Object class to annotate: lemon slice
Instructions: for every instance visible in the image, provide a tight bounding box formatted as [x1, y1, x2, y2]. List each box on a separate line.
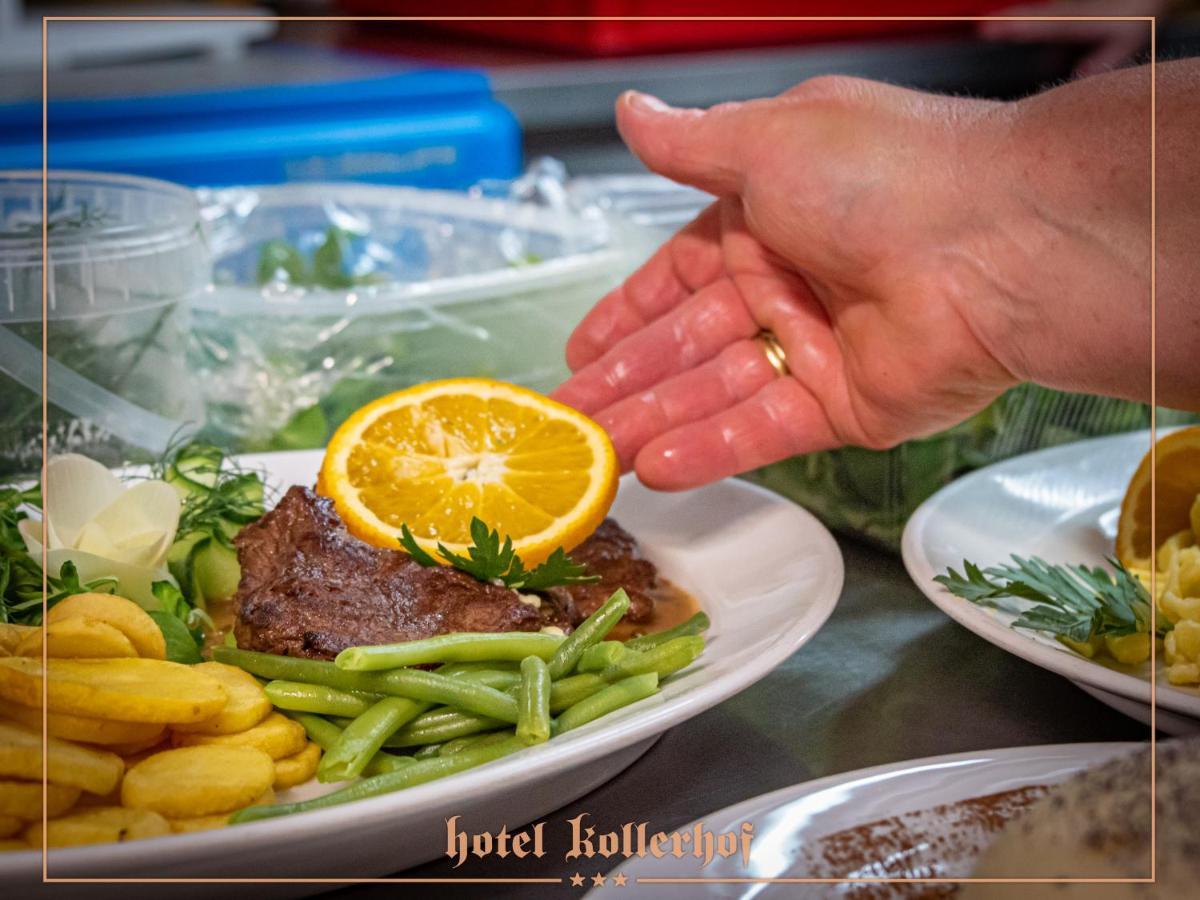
[1116, 426, 1200, 569]
[318, 378, 618, 566]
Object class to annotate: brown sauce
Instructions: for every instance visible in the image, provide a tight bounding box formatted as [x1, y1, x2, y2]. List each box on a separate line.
[609, 578, 701, 643]
[203, 600, 236, 656]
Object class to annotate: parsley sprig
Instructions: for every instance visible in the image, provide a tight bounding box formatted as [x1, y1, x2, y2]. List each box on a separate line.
[935, 555, 1159, 645]
[400, 517, 598, 591]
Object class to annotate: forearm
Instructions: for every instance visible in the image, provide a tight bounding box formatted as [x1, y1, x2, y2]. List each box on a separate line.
[963, 60, 1197, 409]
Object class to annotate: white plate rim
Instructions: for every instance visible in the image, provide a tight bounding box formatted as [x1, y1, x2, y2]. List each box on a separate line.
[2, 458, 845, 876]
[901, 430, 1200, 717]
[597, 740, 1143, 893]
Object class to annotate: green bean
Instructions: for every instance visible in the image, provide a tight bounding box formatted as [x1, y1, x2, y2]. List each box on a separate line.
[625, 611, 711, 651]
[281, 711, 344, 751]
[516, 656, 551, 746]
[335, 632, 563, 671]
[328, 716, 357, 730]
[602, 636, 704, 681]
[372, 669, 520, 723]
[317, 696, 431, 783]
[217, 646, 521, 711]
[575, 641, 626, 673]
[265, 681, 380, 718]
[546, 673, 608, 713]
[232, 736, 527, 824]
[413, 743, 444, 760]
[438, 730, 515, 757]
[214, 647, 380, 693]
[280, 711, 416, 776]
[438, 660, 520, 676]
[556, 673, 659, 734]
[386, 707, 507, 747]
[450, 669, 521, 691]
[547, 589, 630, 679]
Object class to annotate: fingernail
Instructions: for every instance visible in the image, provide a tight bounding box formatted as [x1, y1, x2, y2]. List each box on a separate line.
[625, 91, 671, 113]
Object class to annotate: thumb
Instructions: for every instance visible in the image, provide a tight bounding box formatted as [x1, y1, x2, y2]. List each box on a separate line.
[615, 91, 751, 196]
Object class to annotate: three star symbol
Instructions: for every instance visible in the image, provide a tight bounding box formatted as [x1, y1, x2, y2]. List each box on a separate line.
[568, 871, 628, 888]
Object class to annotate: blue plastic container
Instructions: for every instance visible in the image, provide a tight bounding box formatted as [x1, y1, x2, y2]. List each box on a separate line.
[0, 66, 520, 189]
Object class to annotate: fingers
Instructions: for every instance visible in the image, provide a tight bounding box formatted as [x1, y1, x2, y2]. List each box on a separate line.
[633, 377, 840, 491]
[591, 339, 781, 470]
[564, 203, 725, 372]
[615, 91, 760, 196]
[552, 276, 758, 417]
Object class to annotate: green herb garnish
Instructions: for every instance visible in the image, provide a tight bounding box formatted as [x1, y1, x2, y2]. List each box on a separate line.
[399, 517, 598, 591]
[935, 555, 1158, 644]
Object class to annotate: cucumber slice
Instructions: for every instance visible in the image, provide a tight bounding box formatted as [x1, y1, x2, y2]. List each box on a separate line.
[166, 445, 224, 496]
[194, 539, 241, 603]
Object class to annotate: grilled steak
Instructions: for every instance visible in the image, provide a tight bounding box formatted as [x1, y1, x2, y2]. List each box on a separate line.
[233, 487, 661, 659]
[547, 519, 656, 624]
[233, 486, 571, 659]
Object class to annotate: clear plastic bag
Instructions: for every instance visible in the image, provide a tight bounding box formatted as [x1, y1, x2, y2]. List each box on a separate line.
[189, 179, 654, 451]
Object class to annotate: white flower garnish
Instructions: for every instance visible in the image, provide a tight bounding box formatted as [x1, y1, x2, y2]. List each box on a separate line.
[19, 454, 181, 609]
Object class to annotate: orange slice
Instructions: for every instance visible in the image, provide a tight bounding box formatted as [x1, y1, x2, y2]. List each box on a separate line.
[318, 378, 618, 565]
[1116, 426, 1200, 569]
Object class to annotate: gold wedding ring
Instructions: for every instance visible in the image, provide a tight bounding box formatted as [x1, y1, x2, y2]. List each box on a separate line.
[755, 331, 789, 378]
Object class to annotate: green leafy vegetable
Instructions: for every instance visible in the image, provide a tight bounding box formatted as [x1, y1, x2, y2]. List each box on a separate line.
[935, 555, 1158, 645]
[399, 518, 598, 591]
[148, 611, 203, 663]
[255, 227, 386, 290]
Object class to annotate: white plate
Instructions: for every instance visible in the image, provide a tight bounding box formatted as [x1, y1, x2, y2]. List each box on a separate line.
[2, 451, 843, 891]
[901, 430, 1200, 733]
[594, 742, 1140, 897]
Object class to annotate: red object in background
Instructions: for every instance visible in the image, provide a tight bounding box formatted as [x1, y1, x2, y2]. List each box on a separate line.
[338, 1, 1012, 56]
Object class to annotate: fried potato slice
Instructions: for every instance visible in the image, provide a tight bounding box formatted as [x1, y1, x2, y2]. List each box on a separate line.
[170, 663, 271, 736]
[273, 741, 321, 790]
[46, 593, 166, 660]
[110, 736, 170, 760]
[3, 702, 165, 746]
[0, 658, 227, 724]
[25, 806, 170, 848]
[0, 721, 123, 795]
[116, 739, 172, 768]
[0, 814, 23, 839]
[16, 618, 138, 659]
[173, 712, 306, 760]
[122, 746, 275, 818]
[166, 788, 276, 833]
[0, 624, 38, 656]
[0, 780, 80, 819]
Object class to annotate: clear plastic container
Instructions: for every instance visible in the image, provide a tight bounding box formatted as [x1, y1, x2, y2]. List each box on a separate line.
[189, 182, 648, 451]
[0, 171, 207, 478]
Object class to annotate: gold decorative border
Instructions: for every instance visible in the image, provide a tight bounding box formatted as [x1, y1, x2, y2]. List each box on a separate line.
[38, 12, 1158, 887]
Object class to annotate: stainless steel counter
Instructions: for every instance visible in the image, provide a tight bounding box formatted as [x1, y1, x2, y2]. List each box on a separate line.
[330, 534, 1148, 898]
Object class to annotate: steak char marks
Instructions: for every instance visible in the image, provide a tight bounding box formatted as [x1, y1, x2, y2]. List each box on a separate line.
[234, 486, 658, 659]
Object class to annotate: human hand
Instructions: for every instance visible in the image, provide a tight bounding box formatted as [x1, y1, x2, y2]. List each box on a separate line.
[553, 77, 1151, 490]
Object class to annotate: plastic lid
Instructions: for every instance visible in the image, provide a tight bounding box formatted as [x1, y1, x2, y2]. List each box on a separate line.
[0, 169, 207, 321]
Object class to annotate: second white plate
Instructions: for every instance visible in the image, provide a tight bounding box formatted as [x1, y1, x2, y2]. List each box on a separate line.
[594, 742, 1140, 897]
[901, 430, 1200, 732]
